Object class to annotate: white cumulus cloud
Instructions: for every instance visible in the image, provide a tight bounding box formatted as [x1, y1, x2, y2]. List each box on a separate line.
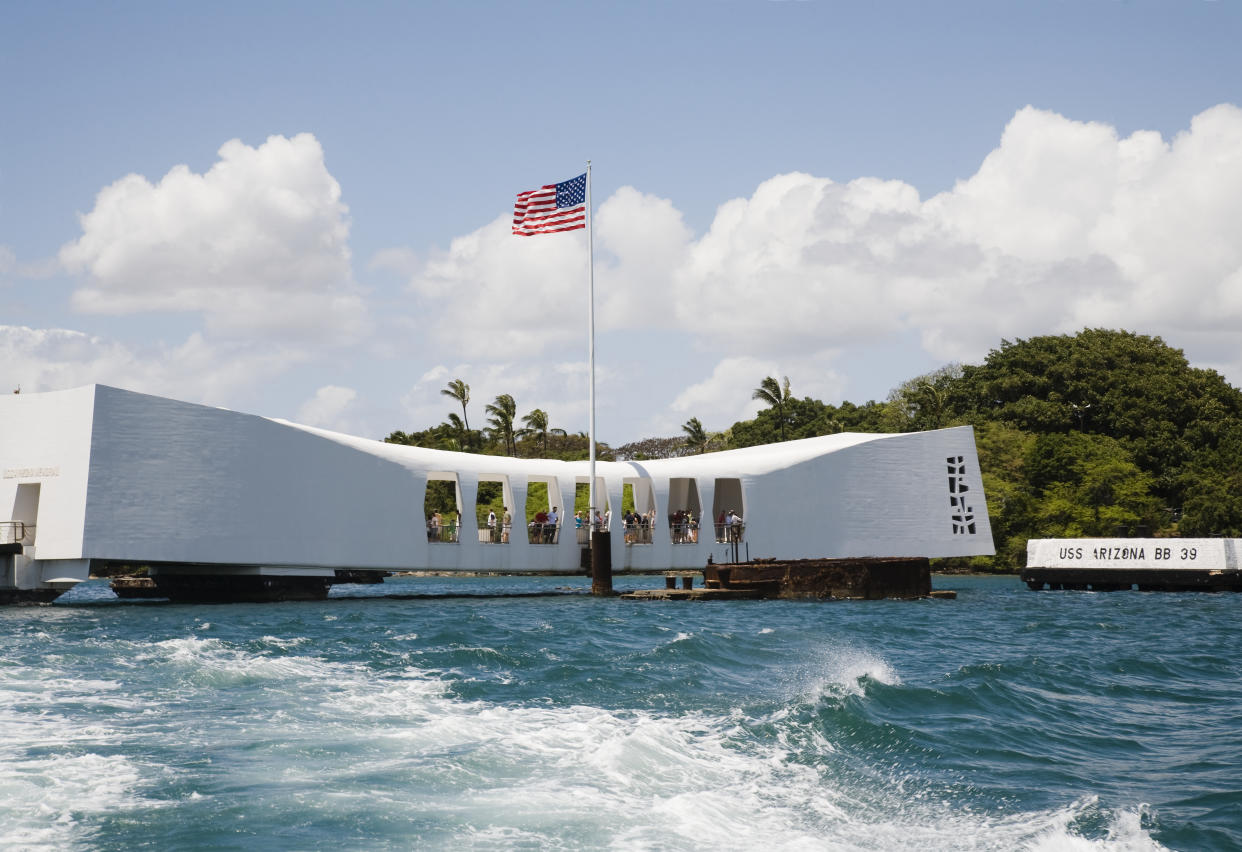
[59, 133, 367, 342]
[668, 104, 1242, 368]
[387, 103, 1242, 435]
[295, 385, 358, 431]
[0, 325, 304, 404]
[405, 186, 691, 359]
[17, 104, 1242, 444]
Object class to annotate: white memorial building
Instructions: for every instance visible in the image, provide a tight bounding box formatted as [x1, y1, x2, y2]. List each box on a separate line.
[1, 385, 994, 600]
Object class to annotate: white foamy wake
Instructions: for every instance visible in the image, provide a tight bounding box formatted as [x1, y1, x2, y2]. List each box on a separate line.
[0, 634, 1170, 851]
[0, 632, 371, 850]
[137, 635, 352, 683]
[0, 673, 164, 850]
[313, 665, 1168, 851]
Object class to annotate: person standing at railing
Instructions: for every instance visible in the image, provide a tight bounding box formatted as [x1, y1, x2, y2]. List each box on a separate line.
[547, 507, 560, 544]
[487, 509, 497, 542]
[502, 507, 512, 543]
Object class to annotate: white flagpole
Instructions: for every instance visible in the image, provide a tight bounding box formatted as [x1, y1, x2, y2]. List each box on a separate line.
[586, 161, 597, 532]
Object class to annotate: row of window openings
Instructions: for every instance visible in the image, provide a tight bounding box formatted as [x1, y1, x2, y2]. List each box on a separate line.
[424, 477, 745, 545]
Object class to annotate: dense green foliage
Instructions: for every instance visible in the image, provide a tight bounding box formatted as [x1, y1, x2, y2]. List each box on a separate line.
[729, 330, 1242, 571]
[385, 332, 1242, 571]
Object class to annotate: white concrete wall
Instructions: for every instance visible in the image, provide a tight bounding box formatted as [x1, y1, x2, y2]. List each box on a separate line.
[80, 386, 424, 569]
[0, 386, 96, 561]
[1, 386, 995, 583]
[629, 427, 992, 562]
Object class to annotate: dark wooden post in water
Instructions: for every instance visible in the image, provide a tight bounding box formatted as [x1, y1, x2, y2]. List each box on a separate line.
[591, 530, 613, 595]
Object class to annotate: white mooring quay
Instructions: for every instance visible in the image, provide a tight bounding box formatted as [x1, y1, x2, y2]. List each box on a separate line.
[1024, 538, 1242, 591]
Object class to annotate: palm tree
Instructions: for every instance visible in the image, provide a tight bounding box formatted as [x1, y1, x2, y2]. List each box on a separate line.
[917, 381, 947, 430]
[752, 375, 793, 441]
[520, 408, 550, 455]
[682, 417, 710, 454]
[441, 379, 471, 446]
[446, 412, 468, 451]
[485, 393, 517, 456]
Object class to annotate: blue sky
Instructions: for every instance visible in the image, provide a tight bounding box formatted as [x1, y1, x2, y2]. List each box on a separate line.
[3, 1, 1241, 444]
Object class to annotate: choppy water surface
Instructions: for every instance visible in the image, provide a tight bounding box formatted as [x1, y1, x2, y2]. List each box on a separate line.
[2, 574, 1239, 851]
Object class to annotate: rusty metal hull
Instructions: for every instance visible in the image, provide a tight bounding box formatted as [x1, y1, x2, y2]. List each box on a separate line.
[702, 557, 932, 600]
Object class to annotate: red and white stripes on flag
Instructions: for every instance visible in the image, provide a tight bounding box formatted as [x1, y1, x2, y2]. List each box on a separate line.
[512, 173, 587, 236]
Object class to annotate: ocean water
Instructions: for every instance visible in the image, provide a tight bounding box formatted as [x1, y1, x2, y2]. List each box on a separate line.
[2, 574, 1239, 851]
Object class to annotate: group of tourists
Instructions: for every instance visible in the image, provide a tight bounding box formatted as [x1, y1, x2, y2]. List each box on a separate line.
[621, 508, 657, 544]
[668, 509, 698, 543]
[430, 503, 742, 546]
[528, 506, 560, 544]
[426, 510, 459, 543]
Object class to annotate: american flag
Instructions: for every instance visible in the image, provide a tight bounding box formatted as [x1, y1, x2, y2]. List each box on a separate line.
[512, 173, 587, 236]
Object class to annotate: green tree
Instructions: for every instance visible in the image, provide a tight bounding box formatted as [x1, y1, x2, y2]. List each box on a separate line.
[682, 417, 710, 454]
[752, 376, 793, 441]
[1028, 432, 1162, 537]
[441, 379, 470, 427]
[969, 421, 1038, 571]
[519, 408, 551, 455]
[729, 395, 850, 448]
[884, 364, 963, 432]
[956, 329, 1242, 494]
[423, 480, 458, 518]
[485, 394, 518, 456]
[1178, 431, 1242, 536]
[384, 425, 458, 450]
[446, 413, 469, 451]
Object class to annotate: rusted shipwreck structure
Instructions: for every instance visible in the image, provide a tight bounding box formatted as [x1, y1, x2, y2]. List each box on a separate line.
[621, 556, 955, 601]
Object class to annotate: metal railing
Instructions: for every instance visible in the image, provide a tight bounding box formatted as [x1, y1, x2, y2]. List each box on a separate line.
[714, 523, 745, 544]
[478, 526, 511, 544]
[527, 522, 560, 544]
[622, 521, 654, 545]
[427, 523, 462, 543]
[0, 521, 34, 545]
[668, 521, 701, 544]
